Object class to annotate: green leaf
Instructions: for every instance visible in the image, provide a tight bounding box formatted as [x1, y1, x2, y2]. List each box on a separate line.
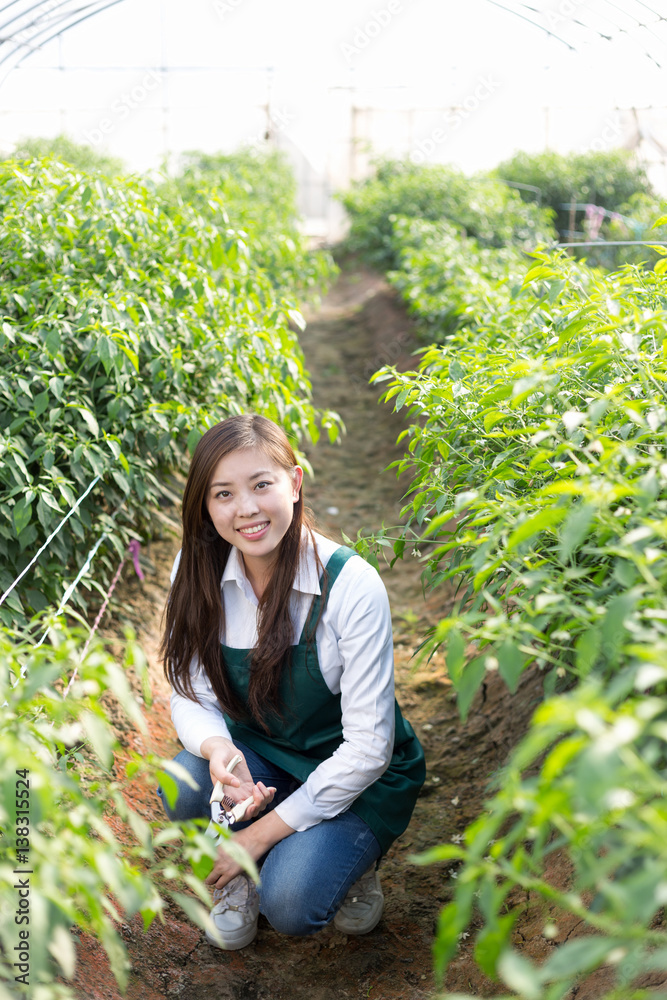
[446, 628, 465, 686]
[12, 496, 33, 536]
[541, 936, 616, 981]
[558, 502, 595, 562]
[457, 655, 487, 721]
[118, 344, 140, 371]
[36, 494, 53, 530]
[287, 308, 306, 331]
[34, 390, 49, 417]
[575, 626, 601, 676]
[600, 591, 636, 668]
[48, 923, 77, 979]
[111, 469, 130, 494]
[44, 327, 61, 355]
[507, 507, 566, 551]
[497, 950, 541, 1000]
[475, 912, 517, 978]
[170, 891, 225, 946]
[81, 710, 116, 769]
[75, 406, 100, 437]
[497, 640, 524, 693]
[409, 844, 465, 865]
[187, 427, 202, 455]
[157, 771, 179, 810]
[98, 335, 119, 363]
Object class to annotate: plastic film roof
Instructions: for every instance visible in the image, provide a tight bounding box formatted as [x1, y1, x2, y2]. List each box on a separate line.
[488, 0, 667, 68]
[0, 0, 128, 82]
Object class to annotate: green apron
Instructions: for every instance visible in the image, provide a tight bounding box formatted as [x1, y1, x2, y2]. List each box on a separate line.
[222, 545, 426, 856]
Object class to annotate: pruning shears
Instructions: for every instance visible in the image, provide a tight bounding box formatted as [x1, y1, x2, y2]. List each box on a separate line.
[209, 753, 255, 827]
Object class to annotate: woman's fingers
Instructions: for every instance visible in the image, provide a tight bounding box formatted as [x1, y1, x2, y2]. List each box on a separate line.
[209, 747, 253, 790]
[204, 847, 242, 888]
[243, 782, 276, 819]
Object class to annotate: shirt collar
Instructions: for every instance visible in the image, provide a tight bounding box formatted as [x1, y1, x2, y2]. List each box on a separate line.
[221, 528, 322, 599]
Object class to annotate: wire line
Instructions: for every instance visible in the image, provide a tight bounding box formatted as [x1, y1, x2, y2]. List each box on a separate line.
[0, 474, 101, 608]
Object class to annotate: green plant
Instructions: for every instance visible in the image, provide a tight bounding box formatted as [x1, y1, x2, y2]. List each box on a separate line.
[494, 148, 654, 238]
[375, 249, 667, 704]
[340, 147, 667, 997]
[419, 673, 667, 1000]
[0, 155, 340, 626]
[387, 215, 530, 341]
[0, 624, 243, 999]
[337, 156, 554, 269]
[162, 147, 338, 303]
[5, 135, 125, 177]
[365, 232, 667, 998]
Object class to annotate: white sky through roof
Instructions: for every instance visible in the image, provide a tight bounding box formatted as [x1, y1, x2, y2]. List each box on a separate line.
[0, 0, 665, 202]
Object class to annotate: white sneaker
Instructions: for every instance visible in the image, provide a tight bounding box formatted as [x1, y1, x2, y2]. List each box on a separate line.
[333, 867, 384, 935]
[206, 874, 260, 950]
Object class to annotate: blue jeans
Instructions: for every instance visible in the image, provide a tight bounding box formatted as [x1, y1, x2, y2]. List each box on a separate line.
[157, 743, 382, 937]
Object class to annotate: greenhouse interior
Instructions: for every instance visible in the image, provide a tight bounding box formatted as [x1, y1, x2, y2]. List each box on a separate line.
[2, 2, 667, 999]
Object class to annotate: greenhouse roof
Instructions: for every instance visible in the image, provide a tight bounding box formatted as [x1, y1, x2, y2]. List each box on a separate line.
[0, 0, 127, 82]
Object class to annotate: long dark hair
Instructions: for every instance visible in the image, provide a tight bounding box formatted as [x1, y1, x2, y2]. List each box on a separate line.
[161, 414, 322, 729]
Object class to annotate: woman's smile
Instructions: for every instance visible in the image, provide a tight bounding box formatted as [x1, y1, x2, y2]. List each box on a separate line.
[236, 521, 270, 538]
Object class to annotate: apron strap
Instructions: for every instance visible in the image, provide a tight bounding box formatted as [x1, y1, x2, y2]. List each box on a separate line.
[299, 546, 357, 644]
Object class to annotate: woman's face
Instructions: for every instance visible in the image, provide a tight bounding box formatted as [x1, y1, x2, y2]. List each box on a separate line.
[205, 447, 303, 576]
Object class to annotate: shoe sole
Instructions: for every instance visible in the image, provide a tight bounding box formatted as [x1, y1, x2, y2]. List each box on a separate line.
[205, 919, 258, 950]
[334, 902, 384, 936]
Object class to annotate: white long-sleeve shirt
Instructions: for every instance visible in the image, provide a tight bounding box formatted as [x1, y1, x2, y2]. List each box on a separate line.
[169, 530, 396, 834]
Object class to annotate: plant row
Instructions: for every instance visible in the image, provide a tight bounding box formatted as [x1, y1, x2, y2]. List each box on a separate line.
[343, 157, 667, 999]
[0, 149, 339, 627]
[0, 626, 234, 999]
[339, 150, 667, 273]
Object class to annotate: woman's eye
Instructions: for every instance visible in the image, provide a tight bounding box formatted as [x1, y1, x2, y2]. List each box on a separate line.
[255, 481, 270, 490]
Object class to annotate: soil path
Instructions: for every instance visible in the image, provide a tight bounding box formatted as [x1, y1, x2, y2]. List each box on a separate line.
[72, 254, 544, 1000]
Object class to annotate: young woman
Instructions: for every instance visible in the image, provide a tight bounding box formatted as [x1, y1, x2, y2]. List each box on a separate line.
[159, 414, 425, 949]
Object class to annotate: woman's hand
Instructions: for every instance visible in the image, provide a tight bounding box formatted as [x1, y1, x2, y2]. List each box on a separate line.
[201, 736, 276, 820]
[204, 810, 295, 895]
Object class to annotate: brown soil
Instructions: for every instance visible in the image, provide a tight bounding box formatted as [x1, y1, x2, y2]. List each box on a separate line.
[70, 254, 550, 1000]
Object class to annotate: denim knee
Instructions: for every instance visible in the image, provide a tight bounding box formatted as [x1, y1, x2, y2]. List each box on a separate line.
[260, 873, 330, 936]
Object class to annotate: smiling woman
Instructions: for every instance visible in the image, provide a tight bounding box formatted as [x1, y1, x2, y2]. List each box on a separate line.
[159, 413, 425, 950]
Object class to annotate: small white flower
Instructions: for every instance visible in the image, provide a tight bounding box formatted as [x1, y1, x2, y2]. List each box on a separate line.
[451, 796, 460, 806]
[451, 833, 464, 843]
